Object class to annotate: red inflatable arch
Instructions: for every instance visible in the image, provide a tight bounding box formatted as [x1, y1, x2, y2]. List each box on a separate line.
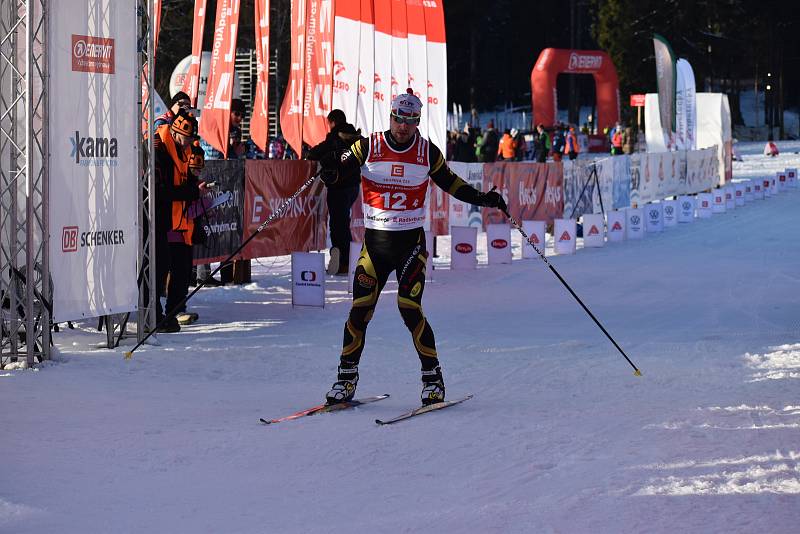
[530, 48, 620, 132]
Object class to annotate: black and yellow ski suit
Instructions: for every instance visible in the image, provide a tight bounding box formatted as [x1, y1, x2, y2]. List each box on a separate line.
[333, 131, 490, 373]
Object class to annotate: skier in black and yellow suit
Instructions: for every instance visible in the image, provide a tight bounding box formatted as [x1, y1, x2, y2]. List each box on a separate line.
[323, 89, 507, 406]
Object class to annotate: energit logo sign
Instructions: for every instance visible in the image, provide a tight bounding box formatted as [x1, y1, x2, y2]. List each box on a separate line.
[72, 34, 115, 74]
[567, 53, 602, 71]
[70, 131, 119, 167]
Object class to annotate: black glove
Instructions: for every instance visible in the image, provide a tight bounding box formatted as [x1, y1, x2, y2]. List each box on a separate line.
[478, 190, 508, 213]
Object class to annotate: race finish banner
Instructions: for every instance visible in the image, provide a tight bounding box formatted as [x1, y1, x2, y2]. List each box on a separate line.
[48, 0, 138, 321]
[193, 160, 245, 265]
[242, 161, 327, 258]
[482, 162, 564, 227]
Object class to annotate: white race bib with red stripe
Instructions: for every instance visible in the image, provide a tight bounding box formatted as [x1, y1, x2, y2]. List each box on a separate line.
[361, 132, 431, 231]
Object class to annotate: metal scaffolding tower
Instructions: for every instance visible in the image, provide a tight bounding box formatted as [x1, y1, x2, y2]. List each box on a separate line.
[1, 0, 49, 368]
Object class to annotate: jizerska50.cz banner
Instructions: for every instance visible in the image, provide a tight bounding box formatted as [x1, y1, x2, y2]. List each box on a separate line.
[48, 0, 139, 322]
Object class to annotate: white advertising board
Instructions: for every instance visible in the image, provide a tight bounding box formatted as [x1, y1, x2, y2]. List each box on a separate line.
[292, 253, 325, 307]
[450, 226, 477, 270]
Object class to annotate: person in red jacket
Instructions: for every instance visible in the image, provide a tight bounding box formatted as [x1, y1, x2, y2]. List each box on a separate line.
[564, 126, 580, 160]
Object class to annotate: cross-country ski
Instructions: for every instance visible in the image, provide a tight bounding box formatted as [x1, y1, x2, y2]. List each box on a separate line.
[260, 394, 390, 425]
[375, 395, 473, 425]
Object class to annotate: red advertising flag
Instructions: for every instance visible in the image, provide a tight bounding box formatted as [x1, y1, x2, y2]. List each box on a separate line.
[422, 0, 447, 151]
[242, 160, 327, 258]
[250, 0, 270, 151]
[198, 0, 242, 157]
[302, 0, 335, 148]
[279, 0, 307, 157]
[181, 0, 208, 105]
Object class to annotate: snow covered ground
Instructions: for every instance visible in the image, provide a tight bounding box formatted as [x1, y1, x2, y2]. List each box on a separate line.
[2, 141, 799, 533]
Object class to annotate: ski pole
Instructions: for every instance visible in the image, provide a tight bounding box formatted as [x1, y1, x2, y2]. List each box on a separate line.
[501, 207, 642, 376]
[125, 170, 322, 359]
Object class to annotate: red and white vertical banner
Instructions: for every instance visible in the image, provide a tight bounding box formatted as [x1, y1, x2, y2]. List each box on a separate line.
[181, 0, 208, 105]
[332, 1, 361, 128]
[389, 0, 408, 104]
[199, 0, 241, 157]
[250, 0, 270, 151]
[356, 0, 375, 133]
[302, 0, 334, 147]
[406, 0, 428, 138]
[372, 0, 392, 133]
[280, 0, 307, 157]
[422, 0, 446, 151]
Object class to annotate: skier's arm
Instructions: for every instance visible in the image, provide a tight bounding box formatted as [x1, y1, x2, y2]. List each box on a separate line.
[428, 142, 507, 210]
[321, 137, 368, 187]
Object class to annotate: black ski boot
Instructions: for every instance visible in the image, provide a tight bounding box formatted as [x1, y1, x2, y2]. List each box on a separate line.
[420, 366, 445, 406]
[325, 363, 359, 405]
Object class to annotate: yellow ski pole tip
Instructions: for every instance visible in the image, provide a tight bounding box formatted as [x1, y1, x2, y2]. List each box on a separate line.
[124, 351, 133, 360]
[634, 369, 642, 376]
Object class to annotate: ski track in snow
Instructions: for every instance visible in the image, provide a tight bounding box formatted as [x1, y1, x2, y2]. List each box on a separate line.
[2, 142, 800, 533]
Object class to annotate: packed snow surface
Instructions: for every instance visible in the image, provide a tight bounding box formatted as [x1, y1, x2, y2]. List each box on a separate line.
[2, 141, 799, 533]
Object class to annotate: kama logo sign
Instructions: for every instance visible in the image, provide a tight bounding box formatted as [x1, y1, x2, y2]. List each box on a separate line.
[490, 239, 508, 249]
[70, 131, 119, 166]
[62, 226, 78, 252]
[559, 231, 571, 241]
[588, 225, 600, 236]
[455, 243, 473, 254]
[72, 34, 114, 74]
[391, 164, 404, 177]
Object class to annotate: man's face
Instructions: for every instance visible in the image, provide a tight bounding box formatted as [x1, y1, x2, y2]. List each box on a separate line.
[389, 112, 419, 144]
[231, 109, 243, 127]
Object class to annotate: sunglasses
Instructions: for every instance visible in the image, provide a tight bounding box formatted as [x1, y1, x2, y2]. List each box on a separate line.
[391, 113, 420, 125]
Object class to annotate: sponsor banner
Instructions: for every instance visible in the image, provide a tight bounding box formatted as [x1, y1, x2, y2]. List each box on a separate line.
[554, 218, 576, 255]
[483, 162, 564, 228]
[753, 180, 764, 200]
[777, 171, 787, 192]
[49, 0, 138, 321]
[181, 0, 208, 104]
[406, 0, 428, 140]
[170, 52, 242, 111]
[696, 93, 732, 185]
[662, 199, 678, 227]
[724, 184, 735, 210]
[581, 213, 605, 248]
[279, 0, 306, 156]
[242, 160, 326, 259]
[250, 0, 271, 151]
[372, 1, 391, 134]
[607, 210, 626, 242]
[355, 0, 375, 133]
[422, 0, 447, 152]
[521, 220, 546, 258]
[450, 226, 477, 270]
[292, 252, 325, 307]
[199, 0, 241, 156]
[332, 1, 361, 133]
[562, 160, 595, 219]
[675, 58, 697, 150]
[193, 160, 244, 264]
[626, 207, 644, 240]
[486, 224, 512, 264]
[786, 168, 798, 189]
[696, 192, 713, 218]
[447, 162, 484, 229]
[302, 0, 335, 148]
[677, 195, 694, 223]
[644, 202, 663, 233]
[711, 189, 726, 213]
[653, 34, 677, 149]
[744, 180, 754, 202]
[734, 183, 746, 207]
[763, 177, 772, 198]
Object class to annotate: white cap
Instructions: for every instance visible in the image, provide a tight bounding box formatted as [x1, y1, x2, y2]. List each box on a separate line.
[391, 88, 423, 116]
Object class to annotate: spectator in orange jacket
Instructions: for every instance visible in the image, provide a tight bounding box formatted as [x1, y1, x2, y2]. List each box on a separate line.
[564, 126, 580, 160]
[497, 129, 517, 160]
